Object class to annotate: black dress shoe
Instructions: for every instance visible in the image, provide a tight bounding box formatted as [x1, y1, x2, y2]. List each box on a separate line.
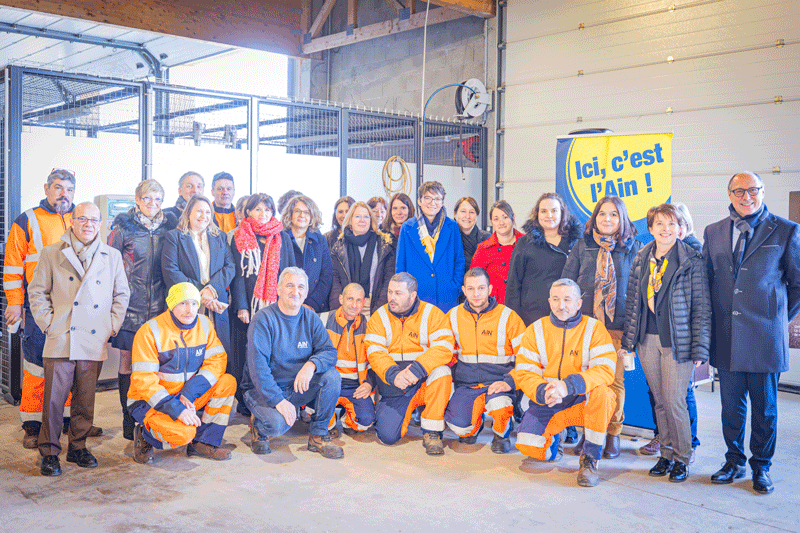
[649, 457, 674, 477]
[40, 455, 62, 476]
[710, 461, 746, 484]
[603, 434, 620, 459]
[752, 467, 774, 494]
[66, 448, 98, 468]
[669, 461, 688, 482]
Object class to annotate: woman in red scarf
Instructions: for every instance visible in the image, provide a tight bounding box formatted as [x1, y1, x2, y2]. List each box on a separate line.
[230, 193, 283, 414]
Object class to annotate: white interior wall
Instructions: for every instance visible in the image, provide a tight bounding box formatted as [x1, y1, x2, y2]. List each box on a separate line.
[502, 0, 800, 383]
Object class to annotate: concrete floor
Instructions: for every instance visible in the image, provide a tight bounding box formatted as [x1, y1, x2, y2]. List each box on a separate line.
[1, 383, 799, 533]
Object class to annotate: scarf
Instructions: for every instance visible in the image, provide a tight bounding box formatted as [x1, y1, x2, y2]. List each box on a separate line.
[592, 230, 617, 323]
[69, 230, 101, 274]
[647, 255, 669, 313]
[344, 228, 377, 297]
[728, 204, 768, 278]
[460, 225, 482, 257]
[234, 217, 284, 313]
[417, 209, 444, 262]
[134, 205, 164, 231]
[174, 196, 188, 214]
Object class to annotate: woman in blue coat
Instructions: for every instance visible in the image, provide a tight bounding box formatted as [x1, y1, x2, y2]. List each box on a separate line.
[278, 195, 333, 313]
[395, 181, 464, 312]
[162, 195, 235, 357]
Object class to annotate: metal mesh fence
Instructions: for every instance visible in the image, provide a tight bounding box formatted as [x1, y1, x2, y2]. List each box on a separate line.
[21, 72, 140, 137]
[347, 112, 417, 163]
[423, 120, 483, 169]
[258, 102, 339, 156]
[0, 73, 9, 397]
[155, 89, 248, 148]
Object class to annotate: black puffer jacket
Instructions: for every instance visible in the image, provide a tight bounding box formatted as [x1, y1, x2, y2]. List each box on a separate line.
[621, 239, 711, 362]
[561, 232, 641, 331]
[108, 209, 178, 333]
[506, 218, 582, 325]
[329, 231, 395, 314]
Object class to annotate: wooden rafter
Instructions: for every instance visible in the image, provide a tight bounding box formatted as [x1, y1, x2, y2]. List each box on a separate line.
[433, 0, 495, 18]
[308, 0, 337, 39]
[348, 0, 358, 30]
[302, 7, 469, 54]
[383, 0, 403, 14]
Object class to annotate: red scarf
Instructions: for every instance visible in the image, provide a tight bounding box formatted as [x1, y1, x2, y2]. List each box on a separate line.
[234, 217, 283, 312]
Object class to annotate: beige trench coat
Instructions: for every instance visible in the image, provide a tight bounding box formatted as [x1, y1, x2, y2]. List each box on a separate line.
[28, 231, 130, 361]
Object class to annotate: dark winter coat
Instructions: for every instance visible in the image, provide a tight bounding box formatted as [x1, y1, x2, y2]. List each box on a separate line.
[562, 232, 642, 331]
[621, 239, 711, 363]
[506, 219, 582, 325]
[328, 231, 395, 314]
[107, 209, 178, 333]
[683, 234, 702, 253]
[703, 209, 800, 373]
[279, 229, 333, 313]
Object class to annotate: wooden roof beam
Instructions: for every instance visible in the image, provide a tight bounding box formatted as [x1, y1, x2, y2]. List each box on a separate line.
[432, 0, 495, 18]
[302, 7, 469, 54]
[308, 0, 337, 40]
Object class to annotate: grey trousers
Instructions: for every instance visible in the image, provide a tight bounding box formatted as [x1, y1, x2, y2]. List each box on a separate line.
[638, 334, 694, 464]
[39, 358, 102, 457]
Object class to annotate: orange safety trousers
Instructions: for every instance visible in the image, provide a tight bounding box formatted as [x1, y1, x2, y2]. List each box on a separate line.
[20, 362, 70, 424]
[141, 374, 236, 449]
[515, 385, 615, 461]
[444, 384, 514, 438]
[374, 366, 452, 445]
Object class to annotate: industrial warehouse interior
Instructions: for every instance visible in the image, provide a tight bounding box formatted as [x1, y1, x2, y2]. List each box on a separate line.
[0, 0, 798, 532]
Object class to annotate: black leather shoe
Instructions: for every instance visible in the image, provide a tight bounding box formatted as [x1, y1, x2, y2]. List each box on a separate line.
[711, 461, 746, 484]
[669, 461, 688, 482]
[603, 434, 620, 459]
[66, 448, 98, 468]
[752, 467, 774, 494]
[649, 457, 674, 477]
[40, 455, 62, 476]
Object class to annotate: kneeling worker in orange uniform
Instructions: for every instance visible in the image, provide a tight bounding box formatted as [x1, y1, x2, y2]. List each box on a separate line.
[320, 283, 376, 436]
[128, 282, 236, 463]
[511, 278, 617, 487]
[445, 267, 526, 453]
[365, 272, 455, 455]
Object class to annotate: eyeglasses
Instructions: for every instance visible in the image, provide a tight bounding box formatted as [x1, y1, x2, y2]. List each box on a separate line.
[729, 187, 762, 198]
[141, 196, 163, 204]
[74, 216, 102, 226]
[421, 196, 443, 205]
[293, 209, 311, 217]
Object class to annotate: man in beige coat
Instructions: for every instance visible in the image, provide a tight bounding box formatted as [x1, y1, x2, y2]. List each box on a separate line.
[28, 202, 130, 476]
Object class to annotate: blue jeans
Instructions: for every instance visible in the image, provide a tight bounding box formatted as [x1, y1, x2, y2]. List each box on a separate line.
[245, 368, 341, 437]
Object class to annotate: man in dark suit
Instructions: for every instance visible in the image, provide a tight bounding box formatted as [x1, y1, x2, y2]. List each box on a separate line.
[703, 171, 800, 494]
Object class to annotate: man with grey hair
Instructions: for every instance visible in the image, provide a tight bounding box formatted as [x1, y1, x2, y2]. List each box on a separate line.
[704, 171, 800, 494]
[241, 267, 343, 458]
[164, 171, 204, 219]
[511, 278, 617, 487]
[28, 201, 130, 476]
[3, 169, 97, 449]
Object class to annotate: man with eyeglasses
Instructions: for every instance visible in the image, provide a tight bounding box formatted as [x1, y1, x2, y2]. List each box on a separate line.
[163, 171, 204, 220]
[703, 171, 800, 494]
[3, 169, 102, 449]
[28, 202, 130, 476]
[395, 181, 465, 312]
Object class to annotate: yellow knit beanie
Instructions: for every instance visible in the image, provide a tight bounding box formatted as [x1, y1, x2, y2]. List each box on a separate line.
[166, 282, 201, 311]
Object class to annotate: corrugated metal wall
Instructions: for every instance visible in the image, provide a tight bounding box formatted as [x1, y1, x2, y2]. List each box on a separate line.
[501, 0, 799, 233]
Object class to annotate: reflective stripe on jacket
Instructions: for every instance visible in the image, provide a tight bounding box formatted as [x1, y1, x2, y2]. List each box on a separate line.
[129, 311, 228, 420]
[449, 300, 525, 387]
[321, 307, 368, 383]
[3, 200, 72, 305]
[364, 300, 455, 397]
[511, 314, 616, 405]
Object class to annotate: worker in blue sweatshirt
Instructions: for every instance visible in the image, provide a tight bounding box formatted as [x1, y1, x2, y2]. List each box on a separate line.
[240, 267, 343, 459]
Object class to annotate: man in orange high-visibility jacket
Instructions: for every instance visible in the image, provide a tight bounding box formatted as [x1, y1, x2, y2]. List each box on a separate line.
[211, 172, 237, 233]
[365, 272, 455, 456]
[445, 268, 526, 454]
[128, 282, 236, 464]
[2, 169, 88, 448]
[511, 278, 617, 488]
[320, 283, 376, 436]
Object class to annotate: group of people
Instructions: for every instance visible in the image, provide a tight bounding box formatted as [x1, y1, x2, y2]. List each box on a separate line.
[4, 169, 798, 494]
